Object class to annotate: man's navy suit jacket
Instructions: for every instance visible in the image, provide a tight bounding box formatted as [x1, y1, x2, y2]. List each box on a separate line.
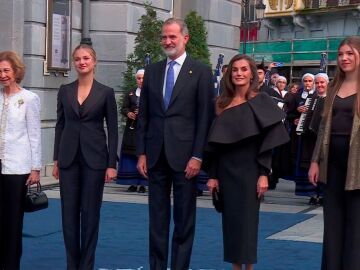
[136, 56, 214, 172]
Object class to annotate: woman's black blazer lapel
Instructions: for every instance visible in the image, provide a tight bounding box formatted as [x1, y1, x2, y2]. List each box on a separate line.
[66, 80, 80, 117]
[66, 79, 104, 117]
[81, 80, 104, 116]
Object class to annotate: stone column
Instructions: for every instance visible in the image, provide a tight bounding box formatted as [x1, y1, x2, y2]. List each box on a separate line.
[0, 0, 25, 54]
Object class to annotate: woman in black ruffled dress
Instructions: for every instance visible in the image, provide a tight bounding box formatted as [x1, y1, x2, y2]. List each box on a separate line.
[206, 54, 289, 270]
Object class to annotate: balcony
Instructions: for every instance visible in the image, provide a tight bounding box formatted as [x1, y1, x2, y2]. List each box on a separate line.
[239, 37, 344, 81]
[264, 0, 360, 17]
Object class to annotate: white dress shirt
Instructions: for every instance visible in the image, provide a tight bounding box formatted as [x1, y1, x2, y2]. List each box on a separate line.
[0, 88, 41, 174]
[161, 52, 202, 162]
[162, 52, 187, 97]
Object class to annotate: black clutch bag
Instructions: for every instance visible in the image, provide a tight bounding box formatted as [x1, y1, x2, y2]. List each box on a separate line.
[24, 183, 49, 213]
[212, 188, 223, 213]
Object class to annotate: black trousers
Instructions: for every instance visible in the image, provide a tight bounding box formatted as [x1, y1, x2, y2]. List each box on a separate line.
[322, 135, 360, 270]
[59, 156, 105, 270]
[0, 161, 28, 270]
[148, 149, 197, 270]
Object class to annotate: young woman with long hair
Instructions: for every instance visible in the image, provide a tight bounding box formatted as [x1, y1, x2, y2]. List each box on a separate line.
[53, 44, 118, 269]
[309, 36, 360, 270]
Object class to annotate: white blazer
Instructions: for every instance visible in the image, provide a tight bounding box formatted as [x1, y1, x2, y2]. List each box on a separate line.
[0, 88, 41, 174]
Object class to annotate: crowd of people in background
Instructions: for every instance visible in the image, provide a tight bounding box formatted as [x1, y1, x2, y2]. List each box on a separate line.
[0, 17, 359, 270]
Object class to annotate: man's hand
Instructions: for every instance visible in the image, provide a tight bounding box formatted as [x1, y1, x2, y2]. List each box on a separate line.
[268, 62, 277, 69]
[105, 168, 117, 183]
[137, 155, 148, 179]
[184, 158, 201, 179]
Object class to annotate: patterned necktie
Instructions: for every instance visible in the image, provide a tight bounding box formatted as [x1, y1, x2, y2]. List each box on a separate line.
[164, 61, 176, 110]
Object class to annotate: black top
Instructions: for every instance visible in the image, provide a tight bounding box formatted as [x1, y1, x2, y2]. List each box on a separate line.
[78, 100, 86, 117]
[204, 92, 290, 176]
[331, 94, 356, 135]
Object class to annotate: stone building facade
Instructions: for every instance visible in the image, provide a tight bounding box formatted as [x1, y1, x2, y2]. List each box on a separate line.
[0, 0, 242, 172]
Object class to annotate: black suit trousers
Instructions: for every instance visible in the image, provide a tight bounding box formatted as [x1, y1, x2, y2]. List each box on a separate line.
[322, 135, 360, 270]
[59, 155, 105, 270]
[0, 163, 28, 270]
[148, 149, 197, 270]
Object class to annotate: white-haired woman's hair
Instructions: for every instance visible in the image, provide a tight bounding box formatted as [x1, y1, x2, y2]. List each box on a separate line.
[135, 69, 145, 78]
[276, 76, 287, 84]
[314, 73, 329, 82]
[301, 73, 315, 82]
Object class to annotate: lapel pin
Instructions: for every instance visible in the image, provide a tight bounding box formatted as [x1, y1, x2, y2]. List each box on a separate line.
[189, 70, 193, 74]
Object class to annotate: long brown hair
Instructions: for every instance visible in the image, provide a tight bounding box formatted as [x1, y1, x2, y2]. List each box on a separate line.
[323, 36, 360, 118]
[217, 54, 259, 109]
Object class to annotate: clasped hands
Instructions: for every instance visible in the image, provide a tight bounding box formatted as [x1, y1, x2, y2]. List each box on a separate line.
[127, 112, 137, 120]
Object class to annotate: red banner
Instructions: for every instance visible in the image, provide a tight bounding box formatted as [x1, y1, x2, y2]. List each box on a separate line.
[240, 25, 258, 42]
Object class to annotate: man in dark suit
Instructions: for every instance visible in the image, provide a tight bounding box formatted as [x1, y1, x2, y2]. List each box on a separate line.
[257, 62, 272, 93]
[137, 18, 214, 270]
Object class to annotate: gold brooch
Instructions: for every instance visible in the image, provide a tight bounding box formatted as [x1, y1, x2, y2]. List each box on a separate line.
[18, 99, 24, 108]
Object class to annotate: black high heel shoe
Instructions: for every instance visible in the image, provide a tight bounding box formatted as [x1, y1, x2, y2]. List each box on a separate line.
[127, 185, 137, 192]
[308, 197, 318, 205]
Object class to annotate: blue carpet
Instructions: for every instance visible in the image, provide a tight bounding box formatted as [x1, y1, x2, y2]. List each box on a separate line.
[22, 199, 321, 270]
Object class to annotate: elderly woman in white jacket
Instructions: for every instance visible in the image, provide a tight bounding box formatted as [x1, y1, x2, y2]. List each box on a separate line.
[0, 51, 41, 270]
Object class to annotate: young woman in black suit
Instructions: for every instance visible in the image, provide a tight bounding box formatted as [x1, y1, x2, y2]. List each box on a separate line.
[52, 44, 118, 270]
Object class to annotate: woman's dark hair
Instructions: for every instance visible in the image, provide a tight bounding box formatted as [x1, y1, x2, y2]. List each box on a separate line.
[217, 54, 259, 109]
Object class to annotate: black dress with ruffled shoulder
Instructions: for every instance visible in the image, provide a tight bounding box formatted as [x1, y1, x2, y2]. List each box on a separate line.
[205, 92, 289, 264]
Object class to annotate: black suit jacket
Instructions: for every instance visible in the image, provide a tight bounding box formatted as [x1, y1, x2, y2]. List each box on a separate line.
[54, 80, 118, 170]
[264, 87, 284, 100]
[136, 55, 214, 172]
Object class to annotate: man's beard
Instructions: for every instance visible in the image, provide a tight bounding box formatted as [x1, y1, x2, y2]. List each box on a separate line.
[163, 47, 178, 57]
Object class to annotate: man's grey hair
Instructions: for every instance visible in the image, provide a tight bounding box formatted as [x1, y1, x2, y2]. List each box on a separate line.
[163, 18, 189, 36]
